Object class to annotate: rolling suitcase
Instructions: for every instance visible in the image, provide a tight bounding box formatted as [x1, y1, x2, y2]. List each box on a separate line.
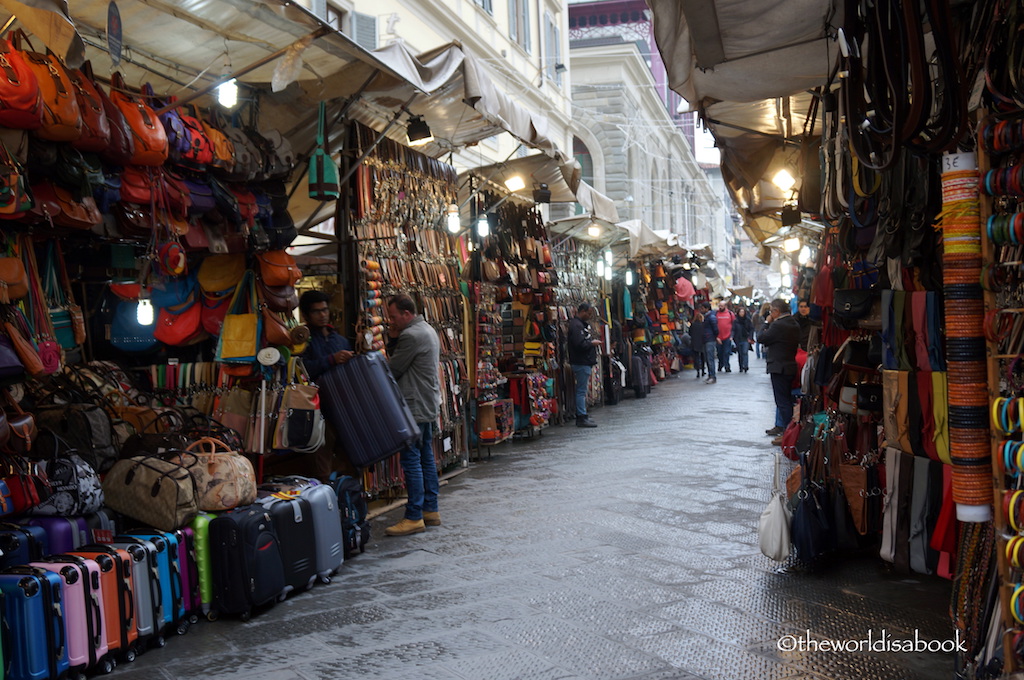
[318, 355, 419, 468]
[208, 505, 286, 621]
[85, 509, 120, 544]
[32, 555, 112, 675]
[174, 527, 201, 624]
[110, 537, 165, 650]
[331, 474, 370, 559]
[256, 494, 318, 595]
[0, 522, 49, 569]
[299, 484, 344, 582]
[0, 566, 71, 680]
[189, 512, 215, 617]
[72, 544, 140, 663]
[19, 516, 88, 554]
[121, 531, 186, 634]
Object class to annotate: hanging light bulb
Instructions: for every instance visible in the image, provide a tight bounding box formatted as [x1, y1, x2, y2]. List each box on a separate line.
[446, 204, 460, 234]
[217, 55, 237, 108]
[476, 214, 490, 238]
[604, 265, 612, 281]
[772, 169, 796, 192]
[783, 237, 801, 252]
[604, 250, 612, 265]
[596, 260, 605, 277]
[136, 298, 155, 326]
[625, 269, 634, 287]
[587, 223, 601, 238]
[798, 246, 812, 265]
[779, 260, 791, 276]
[782, 274, 793, 288]
[503, 175, 526, 192]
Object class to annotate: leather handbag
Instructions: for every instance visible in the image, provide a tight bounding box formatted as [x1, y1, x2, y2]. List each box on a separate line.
[178, 107, 214, 168]
[856, 382, 883, 412]
[257, 279, 298, 313]
[213, 387, 254, 438]
[0, 141, 32, 219]
[198, 253, 245, 295]
[838, 385, 858, 415]
[2, 308, 43, 378]
[0, 37, 43, 129]
[151, 91, 191, 162]
[229, 185, 258, 229]
[183, 437, 256, 511]
[14, 32, 81, 141]
[94, 73, 135, 165]
[262, 305, 292, 346]
[759, 452, 792, 561]
[68, 64, 110, 152]
[272, 358, 324, 454]
[102, 453, 199, 531]
[153, 301, 204, 347]
[29, 432, 104, 516]
[256, 250, 302, 287]
[0, 333, 25, 382]
[216, 270, 260, 363]
[200, 111, 235, 173]
[0, 454, 46, 513]
[109, 72, 168, 166]
[3, 391, 37, 455]
[32, 182, 102, 230]
[0, 255, 29, 303]
[309, 101, 339, 200]
[120, 166, 153, 204]
[184, 177, 216, 215]
[161, 169, 192, 218]
[225, 125, 260, 182]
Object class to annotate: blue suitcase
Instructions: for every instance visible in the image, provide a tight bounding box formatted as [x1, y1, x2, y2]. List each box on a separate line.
[0, 522, 49, 569]
[318, 354, 419, 468]
[0, 565, 72, 680]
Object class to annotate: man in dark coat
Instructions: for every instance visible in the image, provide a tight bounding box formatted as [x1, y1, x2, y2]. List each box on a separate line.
[758, 298, 801, 443]
[567, 302, 602, 427]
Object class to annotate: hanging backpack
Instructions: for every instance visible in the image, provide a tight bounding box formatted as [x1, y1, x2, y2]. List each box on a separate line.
[330, 473, 370, 559]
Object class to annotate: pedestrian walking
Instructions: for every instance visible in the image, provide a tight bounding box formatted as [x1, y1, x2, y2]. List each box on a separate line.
[758, 299, 801, 443]
[568, 302, 602, 427]
[688, 309, 706, 379]
[716, 302, 735, 372]
[384, 294, 443, 536]
[699, 302, 719, 384]
[732, 306, 754, 373]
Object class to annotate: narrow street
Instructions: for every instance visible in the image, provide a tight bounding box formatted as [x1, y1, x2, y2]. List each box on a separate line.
[115, 366, 953, 680]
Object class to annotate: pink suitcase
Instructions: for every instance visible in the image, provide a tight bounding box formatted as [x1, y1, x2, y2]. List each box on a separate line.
[32, 555, 112, 674]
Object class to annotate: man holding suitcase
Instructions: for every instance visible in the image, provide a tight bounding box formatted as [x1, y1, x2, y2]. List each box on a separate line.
[384, 294, 442, 537]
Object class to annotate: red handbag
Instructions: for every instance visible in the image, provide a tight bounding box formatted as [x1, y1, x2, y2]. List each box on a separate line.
[109, 72, 168, 166]
[154, 301, 204, 346]
[30, 181, 101, 230]
[120, 166, 153, 205]
[201, 294, 231, 336]
[178, 105, 214, 167]
[94, 68, 135, 165]
[13, 31, 80, 141]
[69, 62, 111, 152]
[161, 169, 191, 219]
[0, 38, 42, 129]
[0, 455, 45, 513]
[229, 185, 258, 229]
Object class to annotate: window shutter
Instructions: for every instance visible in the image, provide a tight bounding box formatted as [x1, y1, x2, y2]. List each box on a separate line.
[508, 0, 518, 44]
[522, 0, 531, 52]
[310, 0, 327, 20]
[352, 12, 378, 51]
[554, 23, 562, 85]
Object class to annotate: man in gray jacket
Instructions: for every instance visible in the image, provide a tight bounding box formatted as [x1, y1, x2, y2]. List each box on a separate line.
[384, 294, 442, 536]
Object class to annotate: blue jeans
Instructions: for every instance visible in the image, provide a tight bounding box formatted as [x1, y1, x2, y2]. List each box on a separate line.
[718, 338, 733, 370]
[572, 364, 592, 417]
[703, 342, 717, 379]
[736, 341, 749, 371]
[400, 422, 438, 521]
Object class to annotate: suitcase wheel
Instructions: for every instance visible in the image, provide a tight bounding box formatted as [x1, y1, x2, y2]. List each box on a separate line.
[239, 609, 251, 622]
[189, 614, 199, 625]
[153, 634, 166, 648]
[124, 648, 137, 663]
[99, 658, 115, 675]
[319, 574, 332, 585]
[176, 620, 191, 636]
[207, 611, 219, 622]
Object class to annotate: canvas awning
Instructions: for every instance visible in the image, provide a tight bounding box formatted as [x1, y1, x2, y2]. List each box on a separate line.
[617, 219, 686, 259]
[460, 154, 620, 224]
[647, 0, 841, 245]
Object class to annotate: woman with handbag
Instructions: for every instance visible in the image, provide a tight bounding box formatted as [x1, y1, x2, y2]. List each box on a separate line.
[732, 306, 754, 373]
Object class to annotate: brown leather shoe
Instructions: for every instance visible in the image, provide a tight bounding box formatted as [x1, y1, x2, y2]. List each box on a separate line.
[423, 511, 441, 526]
[771, 435, 784, 446]
[384, 518, 425, 536]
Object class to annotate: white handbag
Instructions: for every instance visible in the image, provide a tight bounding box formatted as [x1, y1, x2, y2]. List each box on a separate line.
[759, 452, 793, 562]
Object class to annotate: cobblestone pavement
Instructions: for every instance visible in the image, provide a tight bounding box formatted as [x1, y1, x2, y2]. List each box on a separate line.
[114, 364, 955, 680]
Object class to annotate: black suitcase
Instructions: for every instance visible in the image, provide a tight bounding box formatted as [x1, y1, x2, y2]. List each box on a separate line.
[0, 522, 48, 569]
[209, 505, 286, 621]
[318, 354, 419, 468]
[331, 474, 370, 559]
[256, 494, 318, 595]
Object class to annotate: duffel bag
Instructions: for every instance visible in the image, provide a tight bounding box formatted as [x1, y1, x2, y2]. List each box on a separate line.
[103, 453, 199, 531]
[184, 437, 256, 511]
[31, 403, 119, 474]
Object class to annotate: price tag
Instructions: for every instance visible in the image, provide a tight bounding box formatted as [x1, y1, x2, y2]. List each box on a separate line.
[942, 152, 976, 174]
[443, 437, 452, 452]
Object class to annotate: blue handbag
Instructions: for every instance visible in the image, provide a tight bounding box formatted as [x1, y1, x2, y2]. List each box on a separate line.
[110, 300, 159, 353]
[151, 271, 197, 309]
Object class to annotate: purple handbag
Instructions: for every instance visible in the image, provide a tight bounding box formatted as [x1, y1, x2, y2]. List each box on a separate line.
[0, 333, 25, 381]
[185, 178, 216, 215]
[145, 85, 191, 162]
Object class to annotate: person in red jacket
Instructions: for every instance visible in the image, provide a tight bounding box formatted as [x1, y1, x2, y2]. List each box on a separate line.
[715, 302, 735, 373]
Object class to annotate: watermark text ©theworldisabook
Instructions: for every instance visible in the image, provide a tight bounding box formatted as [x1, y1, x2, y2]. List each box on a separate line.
[777, 629, 966, 654]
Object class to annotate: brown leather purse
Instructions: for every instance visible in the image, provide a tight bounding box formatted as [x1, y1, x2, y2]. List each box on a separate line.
[3, 391, 37, 454]
[257, 279, 298, 313]
[0, 256, 29, 304]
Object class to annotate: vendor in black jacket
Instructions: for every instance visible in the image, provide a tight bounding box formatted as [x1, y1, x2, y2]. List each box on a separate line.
[758, 298, 801, 441]
[567, 302, 601, 428]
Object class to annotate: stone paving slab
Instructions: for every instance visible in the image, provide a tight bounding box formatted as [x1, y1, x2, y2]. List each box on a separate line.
[114, 365, 954, 680]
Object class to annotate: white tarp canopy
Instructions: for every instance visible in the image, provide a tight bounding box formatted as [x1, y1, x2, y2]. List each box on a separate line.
[618, 219, 686, 259]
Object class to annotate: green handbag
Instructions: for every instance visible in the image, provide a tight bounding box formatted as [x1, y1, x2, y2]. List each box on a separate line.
[308, 101, 339, 201]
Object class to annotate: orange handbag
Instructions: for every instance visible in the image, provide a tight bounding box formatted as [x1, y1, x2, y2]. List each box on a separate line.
[69, 63, 111, 152]
[0, 37, 42, 129]
[109, 73, 168, 166]
[0, 256, 28, 304]
[13, 31, 80, 141]
[200, 110, 235, 173]
[256, 251, 302, 287]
